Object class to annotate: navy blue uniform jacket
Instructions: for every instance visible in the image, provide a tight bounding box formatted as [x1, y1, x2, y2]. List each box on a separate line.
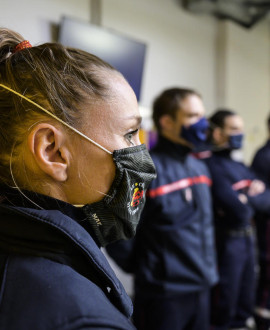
[0, 188, 135, 330]
[252, 140, 270, 184]
[251, 141, 270, 266]
[107, 136, 218, 296]
[204, 150, 270, 230]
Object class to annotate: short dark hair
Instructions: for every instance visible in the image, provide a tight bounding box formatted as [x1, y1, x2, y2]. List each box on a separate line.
[208, 109, 236, 129]
[267, 113, 270, 131]
[152, 87, 200, 132]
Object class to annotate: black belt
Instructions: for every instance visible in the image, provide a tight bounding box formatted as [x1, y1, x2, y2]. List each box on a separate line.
[226, 226, 253, 237]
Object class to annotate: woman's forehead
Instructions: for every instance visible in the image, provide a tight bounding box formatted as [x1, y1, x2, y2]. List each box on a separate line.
[84, 75, 140, 128]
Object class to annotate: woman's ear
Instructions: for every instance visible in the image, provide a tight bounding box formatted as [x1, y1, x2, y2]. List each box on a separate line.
[27, 123, 70, 182]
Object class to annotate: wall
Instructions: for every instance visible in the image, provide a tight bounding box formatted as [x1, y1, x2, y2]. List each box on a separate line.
[0, 0, 90, 43]
[216, 19, 270, 163]
[102, 0, 217, 113]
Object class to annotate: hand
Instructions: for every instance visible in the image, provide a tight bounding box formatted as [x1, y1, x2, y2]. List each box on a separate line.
[248, 180, 265, 196]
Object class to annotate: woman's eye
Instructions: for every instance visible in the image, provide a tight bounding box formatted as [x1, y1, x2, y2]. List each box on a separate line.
[125, 129, 139, 145]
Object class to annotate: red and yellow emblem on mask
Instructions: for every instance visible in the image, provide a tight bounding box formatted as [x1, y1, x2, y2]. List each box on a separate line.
[130, 183, 144, 208]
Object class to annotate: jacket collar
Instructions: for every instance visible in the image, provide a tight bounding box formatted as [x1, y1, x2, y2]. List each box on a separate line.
[0, 186, 99, 245]
[0, 189, 133, 318]
[212, 148, 232, 158]
[154, 135, 191, 159]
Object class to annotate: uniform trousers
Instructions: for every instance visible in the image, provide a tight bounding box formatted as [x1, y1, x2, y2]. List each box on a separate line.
[254, 215, 270, 330]
[133, 289, 210, 330]
[211, 231, 256, 330]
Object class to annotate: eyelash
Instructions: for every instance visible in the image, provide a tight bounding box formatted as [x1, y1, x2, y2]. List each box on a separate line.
[125, 129, 139, 145]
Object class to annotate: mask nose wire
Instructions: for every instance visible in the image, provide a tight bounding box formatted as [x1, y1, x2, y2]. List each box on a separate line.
[0, 84, 112, 155]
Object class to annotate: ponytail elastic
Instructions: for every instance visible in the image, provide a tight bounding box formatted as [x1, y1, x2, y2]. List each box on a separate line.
[13, 40, 32, 53]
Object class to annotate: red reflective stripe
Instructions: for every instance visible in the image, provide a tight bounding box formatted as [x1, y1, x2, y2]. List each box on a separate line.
[191, 150, 212, 160]
[147, 175, 212, 198]
[192, 176, 212, 185]
[232, 179, 252, 191]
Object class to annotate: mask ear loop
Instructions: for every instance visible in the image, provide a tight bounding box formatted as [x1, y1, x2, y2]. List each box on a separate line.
[0, 84, 112, 155]
[9, 140, 112, 209]
[9, 142, 44, 210]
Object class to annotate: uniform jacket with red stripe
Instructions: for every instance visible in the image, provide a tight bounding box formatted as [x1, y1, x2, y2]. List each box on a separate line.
[252, 140, 270, 185]
[251, 141, 270, 266]
[204, 149, 270, 231]
[108, 136, 218, 296]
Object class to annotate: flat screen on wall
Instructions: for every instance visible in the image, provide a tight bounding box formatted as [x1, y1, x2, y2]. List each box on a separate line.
[58, 17, 147, 101]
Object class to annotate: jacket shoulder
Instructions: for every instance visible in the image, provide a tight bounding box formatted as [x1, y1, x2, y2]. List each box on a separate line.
[189, 154, 209, 170]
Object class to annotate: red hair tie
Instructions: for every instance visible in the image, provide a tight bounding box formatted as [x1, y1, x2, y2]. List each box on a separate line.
[13, 40, 32, 53]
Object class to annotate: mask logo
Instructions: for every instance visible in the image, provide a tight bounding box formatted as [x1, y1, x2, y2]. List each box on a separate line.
[128, 182, 145, 214]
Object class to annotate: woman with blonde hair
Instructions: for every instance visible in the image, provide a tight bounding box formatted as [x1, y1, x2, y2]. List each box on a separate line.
[0, 28, 156, 330]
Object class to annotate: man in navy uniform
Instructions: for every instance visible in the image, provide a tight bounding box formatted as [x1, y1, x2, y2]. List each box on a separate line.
[252, 114, 270, 329]
[252, 115, 270, 183]
[107, 88, 218, 330]
[206, 109, 270, 330]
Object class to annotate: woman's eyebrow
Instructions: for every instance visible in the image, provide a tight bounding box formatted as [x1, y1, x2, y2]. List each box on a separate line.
[124, 115, 142, 125]
[116, 115, 142, 131]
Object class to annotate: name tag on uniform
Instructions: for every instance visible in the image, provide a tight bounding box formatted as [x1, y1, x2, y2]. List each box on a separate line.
[183, 187, 193, 203]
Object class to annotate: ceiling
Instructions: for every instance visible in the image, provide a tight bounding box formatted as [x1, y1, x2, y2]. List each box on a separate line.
[181, 0, 270, 28]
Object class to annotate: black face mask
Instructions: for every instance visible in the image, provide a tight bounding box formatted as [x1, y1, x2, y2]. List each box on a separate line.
[82, 144, 157, 247]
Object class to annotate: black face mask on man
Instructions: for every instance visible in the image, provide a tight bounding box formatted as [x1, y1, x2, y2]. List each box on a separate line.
[0, 84, 157, 247]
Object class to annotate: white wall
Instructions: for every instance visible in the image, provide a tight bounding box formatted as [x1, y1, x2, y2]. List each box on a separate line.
[0, 0, 90, 43]
[216, 19, 270, 163]
[102, 0, 217, 114]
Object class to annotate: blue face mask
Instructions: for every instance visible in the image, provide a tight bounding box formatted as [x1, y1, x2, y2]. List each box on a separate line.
[180, 117, 209, 147]
[228, 133, 244, 149]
